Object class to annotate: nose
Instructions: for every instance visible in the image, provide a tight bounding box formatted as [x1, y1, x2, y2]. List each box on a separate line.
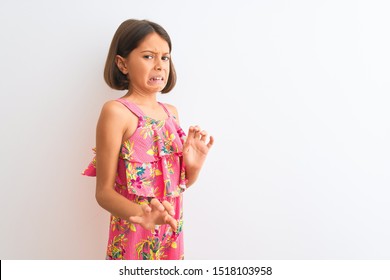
[154, 59, 162, 71]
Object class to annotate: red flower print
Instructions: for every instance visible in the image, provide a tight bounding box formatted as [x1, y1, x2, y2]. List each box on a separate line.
[131, 177, 143, 189]
[177, 128, 185, 138]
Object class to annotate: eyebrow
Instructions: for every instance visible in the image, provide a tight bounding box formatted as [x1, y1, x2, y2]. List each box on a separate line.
[141, 50, 170, 55]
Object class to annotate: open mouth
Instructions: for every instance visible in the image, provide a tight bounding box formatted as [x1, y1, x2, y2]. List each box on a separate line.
[149, 76, 164, 81]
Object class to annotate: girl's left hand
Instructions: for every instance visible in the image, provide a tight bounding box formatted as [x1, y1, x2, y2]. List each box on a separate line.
[183, 126, 214, 170]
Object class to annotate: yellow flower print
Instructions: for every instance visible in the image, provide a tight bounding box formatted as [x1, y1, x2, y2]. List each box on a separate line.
[136, 236, 168, 260]
[147, 145, 159, 156]
[149, 163, 162, 178]
[120, 141, 134, 160]
[107, 233, 128, 260]
[164, 130, 175, 145]
[110, 216, 131, 233]
[164, 158, 174, 174]
[125, 162, 137, 180]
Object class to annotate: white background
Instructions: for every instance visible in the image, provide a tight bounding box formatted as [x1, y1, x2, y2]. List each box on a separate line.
[1, 0, 389, 259]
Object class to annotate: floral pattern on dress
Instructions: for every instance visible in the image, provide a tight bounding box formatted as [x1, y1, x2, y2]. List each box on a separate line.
[105, 195, 184, 260]
[135, 222, 181, 260]
[117, 115, 187, 198]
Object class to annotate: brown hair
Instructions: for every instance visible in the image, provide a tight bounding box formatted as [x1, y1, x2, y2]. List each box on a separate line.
[104, 19, 176, 93]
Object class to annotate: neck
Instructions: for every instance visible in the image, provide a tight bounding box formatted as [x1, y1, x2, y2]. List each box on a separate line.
[123, 88, 159, 106]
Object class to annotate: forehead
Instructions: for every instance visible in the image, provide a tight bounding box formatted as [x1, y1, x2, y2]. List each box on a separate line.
[137, 32, 170, 53]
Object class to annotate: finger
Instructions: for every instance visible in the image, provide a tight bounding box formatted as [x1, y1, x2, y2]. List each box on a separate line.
[161, 200, 175, 216]
[192, 125, 201, 139]
[200, 130, 208, 142]
[164, 215, 178, 232]
[141, 203, 152, 213]
[207, 135, 214, 149]
[187, 126, 195, 139]
[128, 215, 143, 224]
[150, 198, 164, 211]
[131, 213, 154, 231]
[183, 129, 193, 152]
[194, 127, 201, 139]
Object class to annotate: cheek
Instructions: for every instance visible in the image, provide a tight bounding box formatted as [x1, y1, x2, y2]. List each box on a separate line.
[165, 63, 170, 75]
[129, 62, 149, 80]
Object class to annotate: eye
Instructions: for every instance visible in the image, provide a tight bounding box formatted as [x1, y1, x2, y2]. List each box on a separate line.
[143, 55, 153, 59]
[162, 56, 170, 61]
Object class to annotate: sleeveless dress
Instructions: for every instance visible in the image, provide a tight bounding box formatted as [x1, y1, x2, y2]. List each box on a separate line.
[82, 98, 187, 260]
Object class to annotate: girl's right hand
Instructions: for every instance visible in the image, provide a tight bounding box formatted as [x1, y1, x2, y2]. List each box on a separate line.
[128, 199, 177, 232]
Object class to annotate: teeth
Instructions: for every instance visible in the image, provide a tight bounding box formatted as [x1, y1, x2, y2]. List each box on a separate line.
[150, 77, 163, 81]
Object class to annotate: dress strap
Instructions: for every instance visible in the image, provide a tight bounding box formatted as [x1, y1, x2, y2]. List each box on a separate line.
[116, 98, 144, 118]
[158, 102, 171, 117]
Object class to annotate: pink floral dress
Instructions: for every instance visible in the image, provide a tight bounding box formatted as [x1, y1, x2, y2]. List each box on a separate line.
[82, 98, 187, 260]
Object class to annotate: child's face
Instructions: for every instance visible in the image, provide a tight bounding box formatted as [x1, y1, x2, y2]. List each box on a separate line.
[117, 32, 170, 94]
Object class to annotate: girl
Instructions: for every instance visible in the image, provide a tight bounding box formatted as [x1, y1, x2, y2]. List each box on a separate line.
[82, 19, 213, 260]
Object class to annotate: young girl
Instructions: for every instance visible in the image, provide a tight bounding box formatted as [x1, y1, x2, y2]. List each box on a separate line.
[82, 19, 213, 260]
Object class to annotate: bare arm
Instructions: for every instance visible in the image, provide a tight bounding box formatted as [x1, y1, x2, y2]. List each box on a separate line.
[95, 101, 143, 219]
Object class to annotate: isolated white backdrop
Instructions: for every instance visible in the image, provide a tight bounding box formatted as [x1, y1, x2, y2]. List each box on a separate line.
[1, 0, 389, 259]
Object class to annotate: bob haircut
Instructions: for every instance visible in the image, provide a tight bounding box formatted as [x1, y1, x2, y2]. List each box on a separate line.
[104, 19, 176, 93]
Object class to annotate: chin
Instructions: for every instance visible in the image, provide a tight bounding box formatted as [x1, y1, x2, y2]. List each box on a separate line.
[147, 85, 166, 93]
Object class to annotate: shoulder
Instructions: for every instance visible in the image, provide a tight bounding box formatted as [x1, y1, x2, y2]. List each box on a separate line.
[100, 100, 130, 118]
[101, 99, 125, 113]
[164, 103, 179, 119]
[98, 100, 130, 126]
[98, 100, 138, 142]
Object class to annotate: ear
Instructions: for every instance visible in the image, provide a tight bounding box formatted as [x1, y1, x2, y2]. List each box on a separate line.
[115, 55, 128, 75]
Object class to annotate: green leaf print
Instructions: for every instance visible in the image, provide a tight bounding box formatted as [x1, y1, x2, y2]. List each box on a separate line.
[151, 238, 161, 253]
[136, 166, 145, 176]
[142, 252, 150, 260]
